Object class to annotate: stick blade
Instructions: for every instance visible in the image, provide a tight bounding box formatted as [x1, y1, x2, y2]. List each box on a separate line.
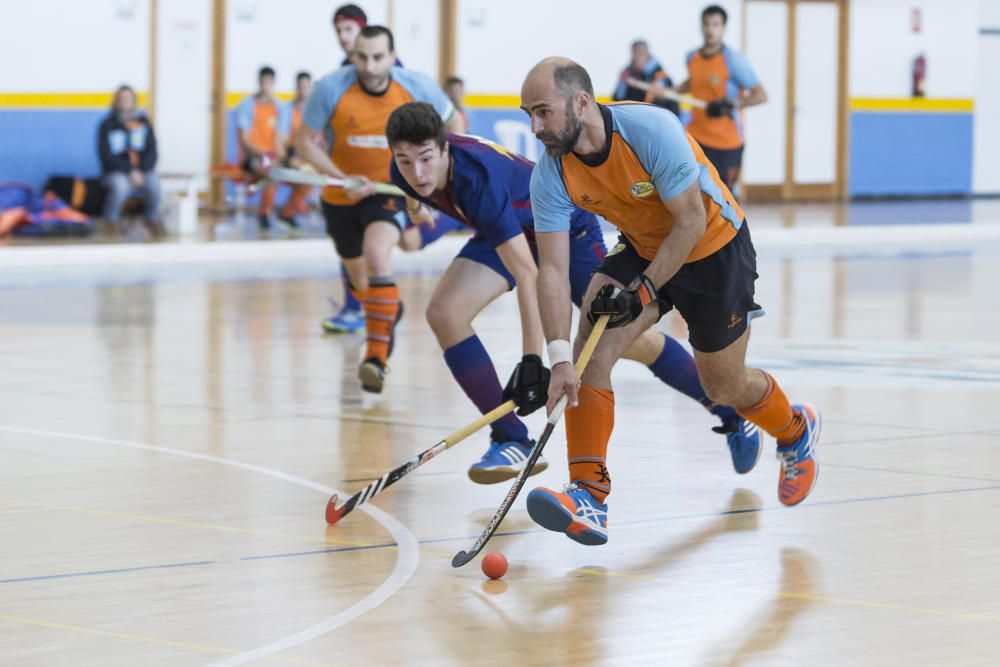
[325, 494, 346, 525]
[451, 550, 474, 568]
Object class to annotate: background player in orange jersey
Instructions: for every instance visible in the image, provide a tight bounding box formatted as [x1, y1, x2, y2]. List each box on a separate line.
[293, 26, 463, 394]
[235, 66, 291, 230]
[676, 5, 767, 194]
[520, 58, 819, 547]
[322, 4, 465, 334]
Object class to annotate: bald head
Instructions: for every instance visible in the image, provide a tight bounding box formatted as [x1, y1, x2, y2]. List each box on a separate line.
[523, 57, 594, 103]
[521, 57, 597, 157]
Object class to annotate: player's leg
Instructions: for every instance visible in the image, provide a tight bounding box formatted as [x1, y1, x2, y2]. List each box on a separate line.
[320, 201, 368, 335]
[324, 262, 365, 334]
[277, 184, 309, 231]
[620, 330, 759, 473]
[356, 197, 405, 393]
[678, 224, 819, 505]
[570, 229, 757, 472]
[427, 241, 545, 483]
[528, 251, 660, 546]
[702, 145, 743, 197]
[258, 183, 277, 230]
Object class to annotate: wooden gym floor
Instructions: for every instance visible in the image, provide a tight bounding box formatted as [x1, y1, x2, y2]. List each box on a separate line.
[1, 201, 999, 666]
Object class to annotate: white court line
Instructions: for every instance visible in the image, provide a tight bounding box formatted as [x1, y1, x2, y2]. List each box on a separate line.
[0, 425, 419, 666]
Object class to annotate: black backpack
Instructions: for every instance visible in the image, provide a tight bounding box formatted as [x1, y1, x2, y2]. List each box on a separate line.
[43, 176, 107, 216]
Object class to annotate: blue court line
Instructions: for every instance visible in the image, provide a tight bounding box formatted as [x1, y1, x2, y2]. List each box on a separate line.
[10, 484, 1000, 583]
[238, 483, 1000, 562]
[822, 462, 1000, 485]
[0, 559, 216, 585]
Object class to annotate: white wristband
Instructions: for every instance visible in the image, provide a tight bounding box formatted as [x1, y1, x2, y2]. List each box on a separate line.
[547, 339, 573, 367]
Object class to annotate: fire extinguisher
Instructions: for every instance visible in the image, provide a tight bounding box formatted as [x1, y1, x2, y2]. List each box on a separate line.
[912, 54, 926, 98]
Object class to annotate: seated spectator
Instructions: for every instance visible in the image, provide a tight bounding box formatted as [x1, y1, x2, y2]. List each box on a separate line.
[98, 85, 164, 237]
[613, 40, 679, 116]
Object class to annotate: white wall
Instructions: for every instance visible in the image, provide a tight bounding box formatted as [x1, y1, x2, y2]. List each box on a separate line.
[850, 0, 978, 98]
[455, 0, 743, 95]
[0, 0, 149, 92]
[392, 0, 440, 78]
[225, 0, 388, 94]
[743, 1, 787, 185]
[155, 0, 212, 180]
[974, 0, 1000, 193]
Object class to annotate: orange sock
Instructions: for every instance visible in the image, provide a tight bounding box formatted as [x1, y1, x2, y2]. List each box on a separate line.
[566, 385, 615, 503]
[738, 372, 805, 446]
[364, 281, 401, 364]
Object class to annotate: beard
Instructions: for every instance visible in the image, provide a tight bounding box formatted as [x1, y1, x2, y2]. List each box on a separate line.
[537, 103, 583, 157]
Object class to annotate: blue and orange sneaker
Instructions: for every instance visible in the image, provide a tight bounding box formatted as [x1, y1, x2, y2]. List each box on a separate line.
[714, 417, 762, 474]
[776, 403, 821, 506]
[526, 483, 608, 546]
[468, 439, 547, 484]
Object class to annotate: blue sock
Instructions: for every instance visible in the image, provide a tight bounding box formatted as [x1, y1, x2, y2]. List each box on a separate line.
[341, 264, 361, 311]
[443, 335, 529, 443]
[419, 215, 464, 247]
[647, 334, 739, 427]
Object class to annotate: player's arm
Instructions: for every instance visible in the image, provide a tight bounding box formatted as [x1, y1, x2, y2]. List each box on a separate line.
[528, 155, 578, 410]
[404, 195, 435, 227]
[736, 83, 768, 109]
[676, 79, 691, 94]
[292, 122, 344, 179]
[729, 52, 767, 110]
[495, 234, 544, 359]
[443, 111, 464, 134]
[536, 230, 577, 410]
[642, 182, 706, 287]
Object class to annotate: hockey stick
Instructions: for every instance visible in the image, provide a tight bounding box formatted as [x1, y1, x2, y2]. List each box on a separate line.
[624, 78, 708, 109]
[269, 166, 406, 196]
[451, 315, 610, 567]
[325, 399, 516, 524]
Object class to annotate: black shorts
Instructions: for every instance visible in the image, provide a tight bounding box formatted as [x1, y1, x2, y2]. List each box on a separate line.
[701, 145, 744, 191]
[595, 223, 761, 353]
[321, 196, 406, 260]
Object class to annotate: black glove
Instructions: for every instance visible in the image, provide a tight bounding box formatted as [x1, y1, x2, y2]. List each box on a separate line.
[706, 98, 735, 118]
[587, 274, 659, 329]
[502, 354, 550, 416]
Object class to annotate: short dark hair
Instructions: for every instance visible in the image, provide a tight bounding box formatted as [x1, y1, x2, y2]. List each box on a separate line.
[259, 66, 275, 79]
[444, 76, 464, 87]
[386, 102, 446, 150]
[631, 39, 649, 50]
[553, 62, 594, 99]
[358, 25, 394, 52]
[702, 4, 728, 23]
[333, 4, 367, 24]
[296, 71, 311, 83]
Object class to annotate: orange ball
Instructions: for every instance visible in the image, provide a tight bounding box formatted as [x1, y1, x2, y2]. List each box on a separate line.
[481, 552, 508, 580]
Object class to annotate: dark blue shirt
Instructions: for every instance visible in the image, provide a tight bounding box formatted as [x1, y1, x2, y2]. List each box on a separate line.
[390, 133, 598, 250]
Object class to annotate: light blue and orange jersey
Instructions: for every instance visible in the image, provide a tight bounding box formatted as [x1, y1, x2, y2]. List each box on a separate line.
[303, 65, 454, 205]
[530, 103, 744, 264]
[234, 95, 292, 155]
[685, 45, 760, 150]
